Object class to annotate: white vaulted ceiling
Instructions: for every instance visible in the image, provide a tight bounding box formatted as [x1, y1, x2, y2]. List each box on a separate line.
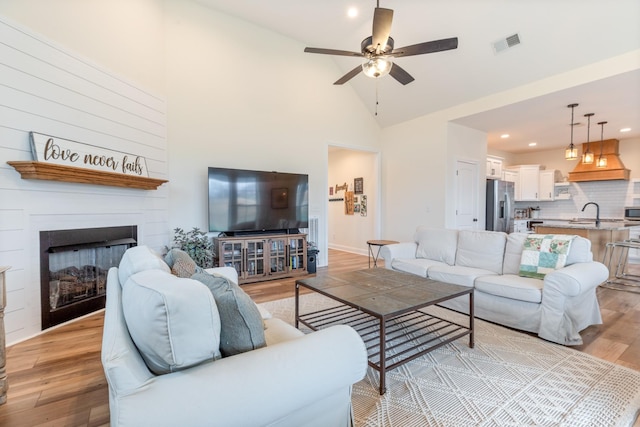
[195, 0, 640, 152]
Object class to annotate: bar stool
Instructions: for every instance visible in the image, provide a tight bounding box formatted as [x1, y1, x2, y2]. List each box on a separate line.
[602, 239, 640, 287]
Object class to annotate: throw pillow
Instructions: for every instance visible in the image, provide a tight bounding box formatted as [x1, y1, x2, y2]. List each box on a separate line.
[165, 248, 201, 278]
[502, 233, 529, 275]
[122, 269, 222, 375]
[519, 234, 575, 279]
[118, 245, 171, 286]
[414, 227, 458, 265]
[191, 271, 266, 357]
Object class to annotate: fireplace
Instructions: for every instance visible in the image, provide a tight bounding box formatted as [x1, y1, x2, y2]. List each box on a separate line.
[40, 226, 137, 329]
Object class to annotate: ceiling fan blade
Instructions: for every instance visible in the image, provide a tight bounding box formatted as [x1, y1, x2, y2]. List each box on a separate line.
[304, 47, 364, 57]
[389, 63, 415, 85]
[392, 37, 458, 58]
[372, 8, 393, 53]
[333, 65, 363, 85]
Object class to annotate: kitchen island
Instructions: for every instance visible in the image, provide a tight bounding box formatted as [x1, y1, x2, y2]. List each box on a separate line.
[534, 220, 637, 264]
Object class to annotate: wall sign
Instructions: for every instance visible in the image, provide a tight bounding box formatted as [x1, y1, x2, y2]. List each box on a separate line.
[29, 132, 149, 177]
[344, 191, 354, 215]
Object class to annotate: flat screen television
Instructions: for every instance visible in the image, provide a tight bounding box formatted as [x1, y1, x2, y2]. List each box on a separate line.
[208, 167, 309, 234]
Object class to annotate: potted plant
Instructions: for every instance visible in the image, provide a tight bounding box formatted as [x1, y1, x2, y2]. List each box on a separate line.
[169, 227, 214, 268]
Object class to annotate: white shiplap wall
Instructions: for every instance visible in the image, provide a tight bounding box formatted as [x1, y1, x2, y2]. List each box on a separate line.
[0, 17, 169, 345]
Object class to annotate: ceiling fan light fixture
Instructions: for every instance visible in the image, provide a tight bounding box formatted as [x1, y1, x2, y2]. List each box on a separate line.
[362, 57, 392, 78]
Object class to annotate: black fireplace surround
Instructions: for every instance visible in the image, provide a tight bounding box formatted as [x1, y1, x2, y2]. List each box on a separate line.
[40, 226, 137, 329]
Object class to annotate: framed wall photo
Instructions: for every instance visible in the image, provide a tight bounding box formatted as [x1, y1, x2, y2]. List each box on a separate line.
[354, 177, 363, 195]
[360, 195, 367, 217]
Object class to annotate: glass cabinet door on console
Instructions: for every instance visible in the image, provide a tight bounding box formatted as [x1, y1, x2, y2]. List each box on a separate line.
[219, 241, 244, 275]
[289, 236, 307, 273]
[245, 239, 266, 280]
[269, 238, 287, 274]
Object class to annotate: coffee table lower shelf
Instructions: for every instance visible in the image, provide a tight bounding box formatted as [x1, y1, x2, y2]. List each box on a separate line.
[296, 301, 473, 395]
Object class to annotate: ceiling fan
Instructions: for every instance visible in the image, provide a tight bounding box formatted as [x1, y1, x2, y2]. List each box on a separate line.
[304, 2, 458, 85]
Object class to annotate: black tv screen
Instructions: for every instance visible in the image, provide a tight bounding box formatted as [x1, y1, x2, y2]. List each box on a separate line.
[208, 167, 309, 233]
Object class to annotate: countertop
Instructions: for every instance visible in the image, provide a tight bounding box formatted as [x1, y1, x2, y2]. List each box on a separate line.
[533, 218, 640, 231]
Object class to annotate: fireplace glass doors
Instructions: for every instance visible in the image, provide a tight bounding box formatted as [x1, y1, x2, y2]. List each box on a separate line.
[48, 244, 127, 311]
[40, 226, 137, 329]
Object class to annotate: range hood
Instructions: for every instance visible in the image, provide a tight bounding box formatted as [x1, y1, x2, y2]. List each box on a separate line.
[568, 139, 630, 182]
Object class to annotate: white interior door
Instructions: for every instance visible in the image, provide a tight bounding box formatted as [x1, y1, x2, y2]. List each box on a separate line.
[456, 160, 479, 230]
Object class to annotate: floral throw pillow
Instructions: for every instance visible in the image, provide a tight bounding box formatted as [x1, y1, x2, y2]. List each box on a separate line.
[519, 234, 575, 279]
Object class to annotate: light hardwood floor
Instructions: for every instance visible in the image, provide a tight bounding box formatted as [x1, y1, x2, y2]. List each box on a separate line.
[1, 249, 639, 426]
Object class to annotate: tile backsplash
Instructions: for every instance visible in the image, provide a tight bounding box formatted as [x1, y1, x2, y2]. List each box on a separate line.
[515, 179, 640, 219]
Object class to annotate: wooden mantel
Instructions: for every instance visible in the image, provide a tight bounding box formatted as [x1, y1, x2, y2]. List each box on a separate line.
[7, 161, 168, 190]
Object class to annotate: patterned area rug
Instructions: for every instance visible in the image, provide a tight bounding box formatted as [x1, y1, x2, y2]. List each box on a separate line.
[259, 293, 640, 427]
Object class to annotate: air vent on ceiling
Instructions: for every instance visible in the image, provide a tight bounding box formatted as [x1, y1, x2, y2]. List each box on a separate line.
[493, 33, 521, 54]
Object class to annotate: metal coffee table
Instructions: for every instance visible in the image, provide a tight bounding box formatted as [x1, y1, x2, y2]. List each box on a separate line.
[295, 269, 474, 395]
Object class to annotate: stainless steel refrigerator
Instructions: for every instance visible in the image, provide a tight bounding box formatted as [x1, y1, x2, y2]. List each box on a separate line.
[486, 179, 514, 233]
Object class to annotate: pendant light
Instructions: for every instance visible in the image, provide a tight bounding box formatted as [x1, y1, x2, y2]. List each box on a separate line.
[596, 121, 608, 168]
[582, 113, 594, 164]
[565, 103, 578, 160]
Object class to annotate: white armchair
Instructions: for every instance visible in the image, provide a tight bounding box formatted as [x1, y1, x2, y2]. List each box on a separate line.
[101, 246, 368, 426]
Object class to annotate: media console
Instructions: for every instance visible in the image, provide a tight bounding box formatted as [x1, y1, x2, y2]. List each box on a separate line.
[213, 233, 308, 284]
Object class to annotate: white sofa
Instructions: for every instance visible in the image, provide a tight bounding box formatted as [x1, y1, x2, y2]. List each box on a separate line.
[101, 246, 368, 427]
[379, 227, 609, 345]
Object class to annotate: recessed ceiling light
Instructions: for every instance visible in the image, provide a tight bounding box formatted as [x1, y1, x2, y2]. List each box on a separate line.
[620, 127, 631, 133]
[347, 7, 358, 18]
[500, 134, 510, 139]
[528, 142, 537, 147]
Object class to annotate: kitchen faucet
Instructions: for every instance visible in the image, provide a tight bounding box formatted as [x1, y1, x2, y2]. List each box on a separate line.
[581, 202, 600, 227]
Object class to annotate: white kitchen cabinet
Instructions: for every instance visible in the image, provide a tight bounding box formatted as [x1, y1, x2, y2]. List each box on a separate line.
[539, 170, 556, 201]
[518, 165, 541, 201]
[502, 170, 520, 200]
[486, 156, 503, 178]
[502, 169, 518, 183]
[506, 165, 556, 202]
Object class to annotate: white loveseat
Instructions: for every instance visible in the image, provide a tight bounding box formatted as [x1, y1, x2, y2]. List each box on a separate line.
[379, 227, 609, 345]
[101, 245, 368, 427]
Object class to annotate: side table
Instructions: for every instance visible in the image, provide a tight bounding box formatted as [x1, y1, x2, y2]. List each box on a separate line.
[366, 240, 398, 268]
[0, 266, 9, 405]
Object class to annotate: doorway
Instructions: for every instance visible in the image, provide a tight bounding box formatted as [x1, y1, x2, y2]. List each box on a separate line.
[327, 146, 380, 255]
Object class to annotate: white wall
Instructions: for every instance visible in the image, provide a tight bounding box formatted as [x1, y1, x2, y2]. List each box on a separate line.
[0, 0, 166, 94]
[380, 114, 449, 242]
[328, 148, 378, 255]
